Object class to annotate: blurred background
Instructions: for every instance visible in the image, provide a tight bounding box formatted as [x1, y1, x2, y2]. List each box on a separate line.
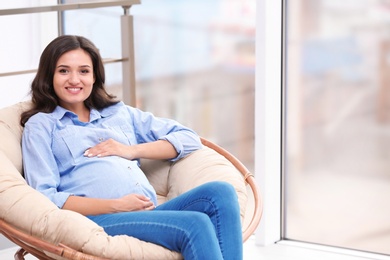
[0, 0, 256, 172]
[284, 0, 390, 255]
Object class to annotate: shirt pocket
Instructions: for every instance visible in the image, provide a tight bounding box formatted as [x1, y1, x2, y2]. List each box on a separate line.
[117, 125, 138, 145]
[52, 128, 94, 169]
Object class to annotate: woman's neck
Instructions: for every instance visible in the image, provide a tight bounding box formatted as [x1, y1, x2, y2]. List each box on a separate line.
[61, 103, 90, 122]
[77, 109, 90, 122]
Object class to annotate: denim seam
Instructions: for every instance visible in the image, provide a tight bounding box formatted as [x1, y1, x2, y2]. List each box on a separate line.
[181, 198, 223, 255]
[102, 221, 198, 259]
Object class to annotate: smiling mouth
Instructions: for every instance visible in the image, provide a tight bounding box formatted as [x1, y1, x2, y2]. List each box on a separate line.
[66, 87, 82, 91]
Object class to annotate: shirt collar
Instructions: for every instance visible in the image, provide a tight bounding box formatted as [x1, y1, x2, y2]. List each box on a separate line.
[52, 103, 121, 122]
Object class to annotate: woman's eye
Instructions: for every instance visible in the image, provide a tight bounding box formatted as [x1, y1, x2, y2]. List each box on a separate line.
[80, 69, 90, 74]
[59, 69, 68, 74]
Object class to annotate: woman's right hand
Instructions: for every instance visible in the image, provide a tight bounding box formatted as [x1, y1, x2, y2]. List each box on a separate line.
[113, 194, 156, 212]
[63, 194, 156, 216]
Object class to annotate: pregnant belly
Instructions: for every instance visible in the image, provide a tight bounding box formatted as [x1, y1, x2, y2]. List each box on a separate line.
[60, 156, 155, 200]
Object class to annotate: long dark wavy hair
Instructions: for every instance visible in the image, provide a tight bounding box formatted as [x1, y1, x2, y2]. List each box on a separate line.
[20, 35, 118, 126]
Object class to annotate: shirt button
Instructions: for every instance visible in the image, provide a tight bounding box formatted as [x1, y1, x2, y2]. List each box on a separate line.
[136, 182, 140, 186]
[98, 137, 104, 142]
[128, 166, 131, 170]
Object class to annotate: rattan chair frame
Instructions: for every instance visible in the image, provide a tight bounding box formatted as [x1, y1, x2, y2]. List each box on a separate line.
[0, 137, 262, 260]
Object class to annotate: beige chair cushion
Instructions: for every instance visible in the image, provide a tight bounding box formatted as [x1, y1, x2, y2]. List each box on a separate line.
[0, 101, 248, 259]
[167, 147, 247, 220]
[141, 150, 247, 221]
[0, 101, 29, 173]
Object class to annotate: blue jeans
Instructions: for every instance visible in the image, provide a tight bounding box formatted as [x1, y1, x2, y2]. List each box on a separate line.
[88, 181, 243, 260]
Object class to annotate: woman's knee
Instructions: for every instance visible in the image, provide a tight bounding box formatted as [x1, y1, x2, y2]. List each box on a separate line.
[180, 211, 217, 240]
[200, 181, 237, 200]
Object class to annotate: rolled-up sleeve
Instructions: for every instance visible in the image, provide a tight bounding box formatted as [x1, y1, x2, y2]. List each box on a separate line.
[128, 106, 202, 161]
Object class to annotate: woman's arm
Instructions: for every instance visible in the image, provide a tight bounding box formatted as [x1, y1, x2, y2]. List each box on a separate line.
[128, 106, 203, 161]
[62, 193, 155, 216]
[84, 139, 178, 160]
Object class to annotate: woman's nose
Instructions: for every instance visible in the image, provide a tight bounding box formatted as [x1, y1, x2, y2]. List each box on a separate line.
[68, 73, 80, 85]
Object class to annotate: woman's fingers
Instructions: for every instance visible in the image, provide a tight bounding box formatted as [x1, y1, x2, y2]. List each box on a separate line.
[84, 139, 132, 159]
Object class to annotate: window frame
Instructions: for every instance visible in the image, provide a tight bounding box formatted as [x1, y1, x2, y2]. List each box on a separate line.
[254, 0, 283, 246]
[256, 2, 390, 259]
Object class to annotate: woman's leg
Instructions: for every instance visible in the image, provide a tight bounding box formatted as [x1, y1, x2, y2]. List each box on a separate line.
[157, 181, 243, 260]
[88, 181, 242, 260]
[88, 210, 223, 260]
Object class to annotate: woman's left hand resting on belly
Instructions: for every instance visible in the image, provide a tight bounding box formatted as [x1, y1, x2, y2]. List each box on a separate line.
[83, 139, 178, 161]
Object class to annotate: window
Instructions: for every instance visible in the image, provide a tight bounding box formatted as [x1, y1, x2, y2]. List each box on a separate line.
[0, 0, 58, 108]
[283, 0, 390, 255]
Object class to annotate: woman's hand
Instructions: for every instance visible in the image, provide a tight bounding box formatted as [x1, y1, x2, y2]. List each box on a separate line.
[62, 194, 155, 216]
[84, 139, 178, 161]
[113, 194, 156, 212]
[84, 138, 135, 160]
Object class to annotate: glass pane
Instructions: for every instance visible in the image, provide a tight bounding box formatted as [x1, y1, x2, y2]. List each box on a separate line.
[0, 12, 58, 73]
[63, 0, 256, 171]
[133, 0, 256, 170]
[0, 1, 58, 108]
[284, 0, 390, 255]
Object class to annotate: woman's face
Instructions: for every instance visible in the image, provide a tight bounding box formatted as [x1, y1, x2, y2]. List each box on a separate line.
[53, 48, 95, 111]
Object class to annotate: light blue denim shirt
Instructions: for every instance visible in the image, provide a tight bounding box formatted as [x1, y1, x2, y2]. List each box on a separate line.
[22, 102, 202, 208]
